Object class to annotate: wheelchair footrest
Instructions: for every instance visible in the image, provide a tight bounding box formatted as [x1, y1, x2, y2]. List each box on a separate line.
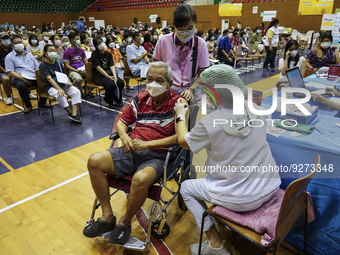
[122, 236, 148, 251]
[106, 175, 163, 201]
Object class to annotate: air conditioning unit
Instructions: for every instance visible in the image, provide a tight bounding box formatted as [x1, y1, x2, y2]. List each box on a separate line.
[221, 19, 229, 32]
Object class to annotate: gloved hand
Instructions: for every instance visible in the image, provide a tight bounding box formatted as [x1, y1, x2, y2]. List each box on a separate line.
[174, 98, 188, 119]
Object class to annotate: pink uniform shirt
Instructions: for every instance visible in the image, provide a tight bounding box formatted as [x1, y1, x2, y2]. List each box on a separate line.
[153, 32, 210, 94]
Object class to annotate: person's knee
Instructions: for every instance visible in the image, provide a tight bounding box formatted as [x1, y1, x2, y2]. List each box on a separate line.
[15, 80, 27, 90]
[2, 75, 10, 83]
[180, 180, 189, 197]
[132, 170, 155, 190]
[88, 152, 105, 172]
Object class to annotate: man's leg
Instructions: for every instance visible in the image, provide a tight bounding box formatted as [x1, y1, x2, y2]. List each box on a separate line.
[87, 151, 116, 223]
[12, 79, 31, 108]
[1, 75, 12, 100]
[118, 166, 157, 226]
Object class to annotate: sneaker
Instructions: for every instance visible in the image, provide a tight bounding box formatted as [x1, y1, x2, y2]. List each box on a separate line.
[271, 68, 275, 72]
[83, 217, 116, 238]
[190, 240, 230, 255]
[6, 97, 13, 105]
[109, 224, 131, 245]
[263, 67, 271, 71]
[29, 93, 37, 99]
[68, 114, 82, 123]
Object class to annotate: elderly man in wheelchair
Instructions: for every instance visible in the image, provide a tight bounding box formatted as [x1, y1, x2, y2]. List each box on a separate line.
[83, 61, 189, 247]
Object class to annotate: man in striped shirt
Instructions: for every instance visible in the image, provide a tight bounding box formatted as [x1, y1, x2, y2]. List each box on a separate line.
[84, 62, 188, 245]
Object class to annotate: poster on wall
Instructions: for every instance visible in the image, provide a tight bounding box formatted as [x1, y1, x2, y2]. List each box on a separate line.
[298, 0, 334, 15]
[320, 14, 335, 30]
[332, 13, 340, 45]
[260, 11, 277, 22]
[253, 6, 258, 14]
[219, 3, 243, 17]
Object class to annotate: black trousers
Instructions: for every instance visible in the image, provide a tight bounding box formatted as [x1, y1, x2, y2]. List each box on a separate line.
[217, 55, 235, 67]
[12, 79, 46, 108]
[263, 46, 277, 69]
[93, 76, 124, 104]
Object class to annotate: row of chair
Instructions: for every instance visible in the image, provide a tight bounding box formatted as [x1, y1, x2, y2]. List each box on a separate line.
[231, 0, 292, 2]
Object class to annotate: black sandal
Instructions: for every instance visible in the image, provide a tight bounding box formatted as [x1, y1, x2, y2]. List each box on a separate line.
[83, 217, 116, 238]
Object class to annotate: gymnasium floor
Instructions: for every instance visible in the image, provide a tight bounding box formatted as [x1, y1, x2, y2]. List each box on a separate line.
[0, 68, 301, 255]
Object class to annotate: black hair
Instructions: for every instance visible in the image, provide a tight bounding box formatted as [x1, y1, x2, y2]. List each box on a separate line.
[234, 28, 239, 32]
[222, 29, 228, 35]
[80, 33, 88, 44]
[132, 32, 141, 41]
[196, 31, 204, 38]
[319, 32, 333, 42]
[50, 35, 58, 42]
[233, 31, 239, 37]
[10, 35, 21, 43]
[265, 19, 279, 35]
[207, 31, 214, 40]
[284, 40, 299, 68]
[28, 34, 38, 45]
[68, 32, 79, 41]
[123, 32, 131, 40]
[256, 26, 261, 30]
[92, 37, 102, 48]
[43, 43, 54, 54]
[144, 32, 151, 43]
[173, 4, 197, 28]
[106, 36, 114, 46]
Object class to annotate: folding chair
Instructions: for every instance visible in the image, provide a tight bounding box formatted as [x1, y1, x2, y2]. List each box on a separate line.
[198, 154, 320, 255]
[84, 62, 104, 110]
[123, 57, 145, 92]
[35, 69, 82, 125]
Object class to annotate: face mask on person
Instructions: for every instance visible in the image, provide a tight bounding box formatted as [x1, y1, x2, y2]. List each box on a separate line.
[44, 36, 49, 41]
[138, 37, 144, 44]
[101, 37, 106, 42]
[14, 43, 25, 52]
[97, 42, 107, 51]
[175, 27, 195, 43]
[290, 50, 298, 57]
[47, 52, 58, 60]
[64, 41, 70, 47]
[146, 81, 168, 97]
[31, 39, 38, 45]
[257, 30, 261, 34]
[127, 37, 132, 43]
[2, 39, 11, 46]
[320, 42, 331, 49]
[54, 40, 61, 46]
[154, 35, 158, 39]
[115, 43, 120, 49]
[228, 33, 233, 38]
[74, 39, 81, 46]
[86, 38, 92, 42]
[109, 42, 115, 48]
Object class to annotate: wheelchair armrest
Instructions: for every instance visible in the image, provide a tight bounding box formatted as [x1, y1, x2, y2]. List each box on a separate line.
[167, 145, 181, 153]
[109, 127, 133, 140]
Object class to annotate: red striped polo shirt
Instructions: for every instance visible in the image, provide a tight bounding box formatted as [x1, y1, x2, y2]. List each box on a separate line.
[120, 91, 184, 152]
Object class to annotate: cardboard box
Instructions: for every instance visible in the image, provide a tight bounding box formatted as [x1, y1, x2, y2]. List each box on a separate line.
[271, 106, 319, 124]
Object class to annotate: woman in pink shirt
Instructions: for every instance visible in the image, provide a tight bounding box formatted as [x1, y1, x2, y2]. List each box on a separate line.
[153, 4, 210, 101]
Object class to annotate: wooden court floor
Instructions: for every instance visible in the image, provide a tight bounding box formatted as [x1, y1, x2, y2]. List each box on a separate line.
[0, 75, 304, 255]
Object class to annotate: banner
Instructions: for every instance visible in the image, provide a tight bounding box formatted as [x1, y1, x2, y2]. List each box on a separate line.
[219, 3, 243, 17]
[298, 0, 334, 15]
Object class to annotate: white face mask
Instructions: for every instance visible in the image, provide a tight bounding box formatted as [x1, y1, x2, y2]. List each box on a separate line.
[228, 33, 233, 38]
[320, 42, 331, 49]
[109, 42, 115, 48]
[115, 43, 120, 49]
[257, 30, 261, 34]
[290, 50, 298, 57]
[47, 52, 58, 60]
[14, 43, 25, 52]
[44, 36, 49, 41]
[127, 37, 132, 43]
[146, 81, 167, 97]
[139, 37, 144, 44]
[154, 35, 158, 39]
[97, 42, 107, 51]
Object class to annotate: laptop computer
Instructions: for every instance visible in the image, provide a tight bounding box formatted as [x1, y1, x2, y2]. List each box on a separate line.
[285, 66, 329, 98]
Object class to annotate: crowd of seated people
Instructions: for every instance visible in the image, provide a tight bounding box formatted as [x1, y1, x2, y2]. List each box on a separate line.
[1, 18, 340, 117]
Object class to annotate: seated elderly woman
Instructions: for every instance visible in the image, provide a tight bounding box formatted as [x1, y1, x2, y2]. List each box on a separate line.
[174, 64, 281, 255]
[39, 44, 82, 123]
[306, 32, 340, 73]
[83, 61, 188, 244]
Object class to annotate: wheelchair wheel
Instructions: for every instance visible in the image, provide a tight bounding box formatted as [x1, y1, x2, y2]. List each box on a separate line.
[150, 220, 170, 239]
[178, 165, 195, 211]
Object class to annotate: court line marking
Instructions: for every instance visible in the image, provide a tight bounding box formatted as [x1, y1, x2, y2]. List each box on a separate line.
[0, 172, 89, 214]
[0, 157, 15, 171]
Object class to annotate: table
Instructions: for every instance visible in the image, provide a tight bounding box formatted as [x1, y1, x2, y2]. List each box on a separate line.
[260, 75, 340, 254]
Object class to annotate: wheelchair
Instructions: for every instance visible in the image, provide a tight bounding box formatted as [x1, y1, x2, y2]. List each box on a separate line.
[84, 127, 196, 251]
